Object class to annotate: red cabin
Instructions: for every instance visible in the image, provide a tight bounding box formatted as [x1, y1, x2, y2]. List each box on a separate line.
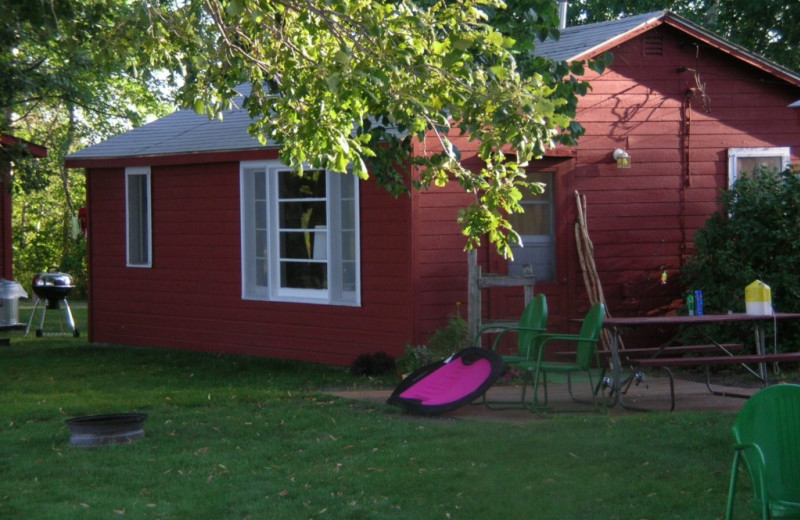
[66, 11, 800, 364]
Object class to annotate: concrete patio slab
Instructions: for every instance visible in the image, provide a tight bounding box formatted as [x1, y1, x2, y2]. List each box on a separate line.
[332, 374, 774, 422]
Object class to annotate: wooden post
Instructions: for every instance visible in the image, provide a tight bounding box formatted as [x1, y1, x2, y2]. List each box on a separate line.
[467, 249, 536, 343]
[522, 264, 534, 304]
[468, 249, 481, 341]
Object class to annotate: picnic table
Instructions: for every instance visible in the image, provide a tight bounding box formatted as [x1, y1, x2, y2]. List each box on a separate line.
[601, 313, 800, 410]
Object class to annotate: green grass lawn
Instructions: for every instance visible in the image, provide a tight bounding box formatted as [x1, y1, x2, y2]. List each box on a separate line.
[0, 304, 753, 519]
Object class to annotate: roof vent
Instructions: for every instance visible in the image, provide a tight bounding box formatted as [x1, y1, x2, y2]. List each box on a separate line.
[643, 34, 664, 56]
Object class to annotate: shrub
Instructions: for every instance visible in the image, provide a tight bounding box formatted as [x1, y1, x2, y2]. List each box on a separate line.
[397, 313, 471, 374]
[396, 344, 440, 375]
[427, 311, 470, 354]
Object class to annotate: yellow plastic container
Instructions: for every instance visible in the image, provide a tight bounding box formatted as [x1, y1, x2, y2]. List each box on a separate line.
[745, 280, 772, 315]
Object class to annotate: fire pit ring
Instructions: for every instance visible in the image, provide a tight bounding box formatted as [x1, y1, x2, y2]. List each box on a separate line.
[66, 413, 148, 447]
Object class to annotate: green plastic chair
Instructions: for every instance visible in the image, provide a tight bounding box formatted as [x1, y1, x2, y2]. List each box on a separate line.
[517, 303, 606, 414]
[725, 384, 800, 520]
[475, 294, 547, 409]
[478, 293, 548, 364]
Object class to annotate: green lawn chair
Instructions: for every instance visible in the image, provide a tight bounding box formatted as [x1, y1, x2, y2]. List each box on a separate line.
[517, 303, 606, 415]
[725, 384, 800, 520]
[480, 293, 548, 364]
[475, 294, 547, 409]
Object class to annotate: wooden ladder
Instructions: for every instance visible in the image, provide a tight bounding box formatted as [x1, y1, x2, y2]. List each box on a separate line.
[467, 249, 536, 341]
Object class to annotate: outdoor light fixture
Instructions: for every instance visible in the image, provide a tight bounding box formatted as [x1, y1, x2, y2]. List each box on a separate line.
[613, 148, 631, 169]
[790, 99, 800, 125]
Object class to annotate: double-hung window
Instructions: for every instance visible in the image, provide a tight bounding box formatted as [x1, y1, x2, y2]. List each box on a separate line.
[728, 147, 791, 187]
[240, 161, 360, 306]
[507, 171, 555, 282]
[125, 167, 152, 267]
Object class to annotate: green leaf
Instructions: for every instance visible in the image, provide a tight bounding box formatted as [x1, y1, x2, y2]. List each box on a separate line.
[326, 74, 340, 92]
[451, 37, 473, 50]
[334, 151, 349, 172]
[226, 0, 245, 17]
[490, 65, 507, 80]
[484, 30, 504, 47]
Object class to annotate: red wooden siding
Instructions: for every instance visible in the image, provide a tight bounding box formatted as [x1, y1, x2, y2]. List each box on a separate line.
[409, 134, 487, 342]
[560, 25, 800, 324]
[408, 139, 577, 339]
[452, 24, 800, 340]
[86, 154, 416, 365]
[412, 184, 472, 340]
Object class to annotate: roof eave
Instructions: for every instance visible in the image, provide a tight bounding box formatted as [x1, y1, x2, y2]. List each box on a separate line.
[564, 12, 667, 62]
[661, 15, 800, 88]
[1, 134, 48, 158]
[65, 146, 280, 169]
[566, 12, 800, 89]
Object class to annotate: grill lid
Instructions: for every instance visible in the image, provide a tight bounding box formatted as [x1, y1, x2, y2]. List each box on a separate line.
[33, 268, 74, 288]
[32, 268, 75, 303]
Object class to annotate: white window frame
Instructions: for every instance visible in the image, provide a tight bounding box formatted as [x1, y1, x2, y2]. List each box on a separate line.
[728, 147, 791, 187]
[125, 166, 152, 268]
[240, 160, 361, 306]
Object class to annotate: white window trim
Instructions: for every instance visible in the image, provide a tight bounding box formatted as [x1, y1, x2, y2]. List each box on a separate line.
[728, 147, 791, 187]
[125, 166, 152, 268]
[240, 160, 361, 306]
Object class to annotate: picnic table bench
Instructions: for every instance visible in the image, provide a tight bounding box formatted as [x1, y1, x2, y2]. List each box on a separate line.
[557, 343, 746, 410]
[558, 343, 745, 363]
[635, 351, 800, 367]
[621, 348, 800, 407]
[600, 313, 800, 410]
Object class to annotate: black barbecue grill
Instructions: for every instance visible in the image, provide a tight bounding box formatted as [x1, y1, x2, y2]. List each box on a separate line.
[26, 268, 79, 337]
[32, 270, 74, 307]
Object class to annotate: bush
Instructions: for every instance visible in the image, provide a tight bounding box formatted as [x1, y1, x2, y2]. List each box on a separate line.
[395, 344, 440, 375]
[681, 165, 800, 351]
[396, 313, 471, 374]
[427, 311, 470, 354]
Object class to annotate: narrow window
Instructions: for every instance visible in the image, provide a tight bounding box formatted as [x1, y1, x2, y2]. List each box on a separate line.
[125, 167, 151, 267]
[508, 171, 555, 281]
[728, 147, 791, 187]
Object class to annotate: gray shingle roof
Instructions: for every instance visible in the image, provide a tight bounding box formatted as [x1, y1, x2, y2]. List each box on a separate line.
[535, 10, 800, 88]
[534, 10, 666, 61]
[67, 85, 273, 161]
[66, 83, 403, 162]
